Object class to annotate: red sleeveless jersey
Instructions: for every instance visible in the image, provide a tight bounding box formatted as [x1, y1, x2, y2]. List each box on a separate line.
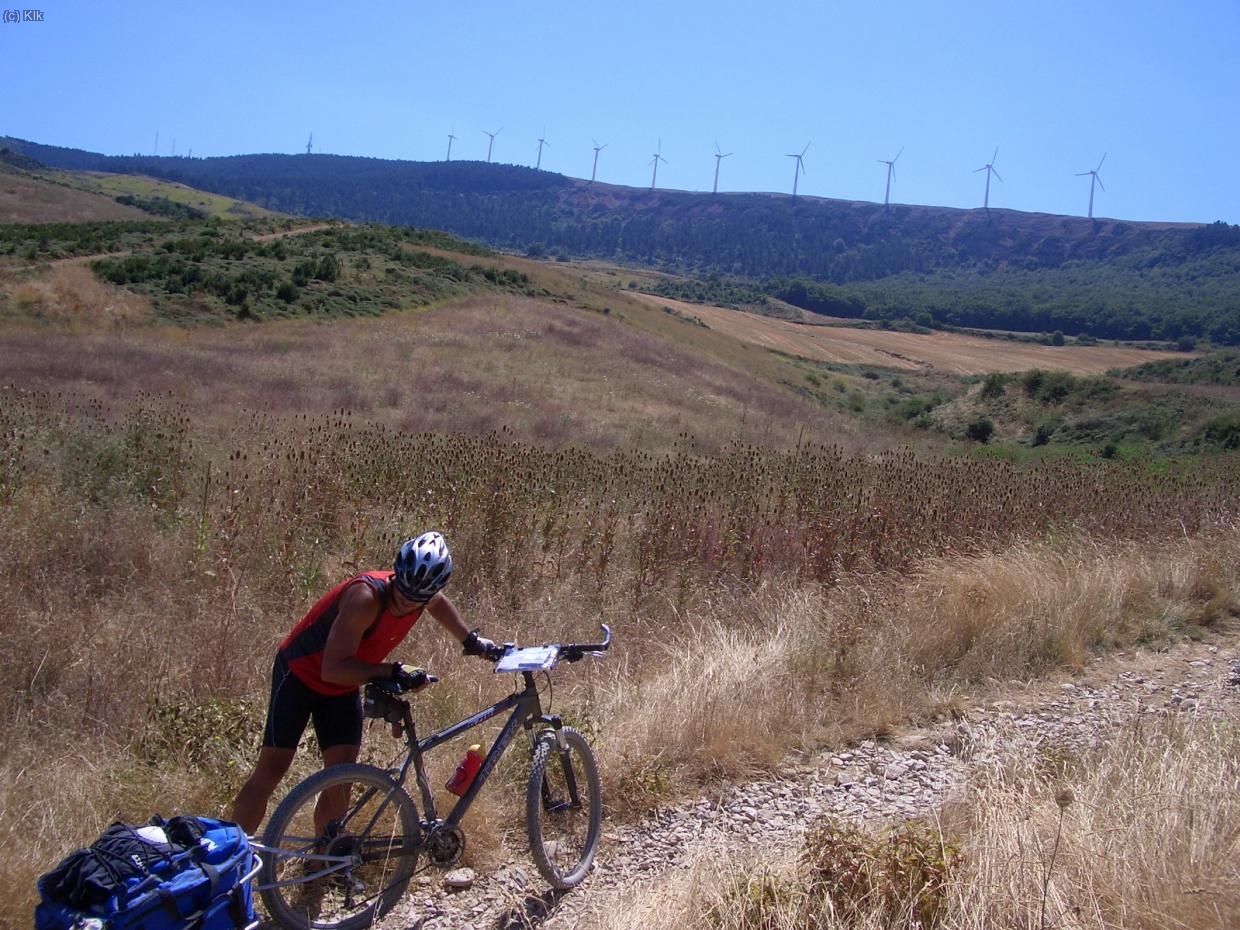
[278, 570, 423, 696]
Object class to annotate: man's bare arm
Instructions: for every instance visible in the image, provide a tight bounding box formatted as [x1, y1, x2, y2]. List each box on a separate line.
[320, 583, 394, 685]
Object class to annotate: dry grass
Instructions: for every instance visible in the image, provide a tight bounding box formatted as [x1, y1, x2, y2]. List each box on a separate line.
[595, 533, 1240, 796]
[1, 311, 1238, 925]
[646, 295, 1195, 376]
[1, 263, 151, 326]
[0, 295, 834, 454]
[607, 715, 1240, 930]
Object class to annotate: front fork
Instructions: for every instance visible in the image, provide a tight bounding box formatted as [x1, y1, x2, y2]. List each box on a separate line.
[527, 713, 582, 811]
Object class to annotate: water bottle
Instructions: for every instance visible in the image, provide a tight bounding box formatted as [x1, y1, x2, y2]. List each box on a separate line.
[445, 744, 485, 796]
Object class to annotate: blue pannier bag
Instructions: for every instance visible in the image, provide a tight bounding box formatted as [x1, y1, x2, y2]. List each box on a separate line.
[35, 816, 258, 930]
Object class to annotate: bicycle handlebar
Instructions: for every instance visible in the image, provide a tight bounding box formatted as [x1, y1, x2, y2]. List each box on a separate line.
[559, 623, 612, 663]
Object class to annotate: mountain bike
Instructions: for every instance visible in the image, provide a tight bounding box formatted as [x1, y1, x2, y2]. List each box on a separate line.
[253, 625, 612, 930]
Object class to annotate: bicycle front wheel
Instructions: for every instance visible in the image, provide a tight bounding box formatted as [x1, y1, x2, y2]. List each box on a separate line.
[526, 726, 602, 889]
[259, 763, 421, 930]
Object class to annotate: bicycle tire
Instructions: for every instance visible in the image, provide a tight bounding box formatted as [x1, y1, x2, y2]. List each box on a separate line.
[526, 726, 602, 889]
[259, 763, 421, 930]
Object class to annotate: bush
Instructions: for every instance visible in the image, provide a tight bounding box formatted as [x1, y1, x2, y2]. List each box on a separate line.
[966, 417, 995, 443]
[803, 819, 961, 929]
[980, 372, 1008, 400]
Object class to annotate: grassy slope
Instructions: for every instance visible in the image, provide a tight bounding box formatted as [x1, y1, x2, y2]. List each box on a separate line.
[0, 166, 151, 223]
[60, 170, 276, 219]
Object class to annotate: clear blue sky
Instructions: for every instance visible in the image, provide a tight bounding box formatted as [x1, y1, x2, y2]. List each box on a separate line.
[2, 0, 1237, 223]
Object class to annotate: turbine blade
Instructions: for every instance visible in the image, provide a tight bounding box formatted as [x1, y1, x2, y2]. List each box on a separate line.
[802, 142, 812, 156]
[894, 146, 903, 162]
[991, 146, 999, 163]
[1076, 171, 1091, 176]
[992, 168, 1003, 182]
[974, 166, 987, 172]
[1096, 176, 1105, 192]
[1097, 152, 1107, 171]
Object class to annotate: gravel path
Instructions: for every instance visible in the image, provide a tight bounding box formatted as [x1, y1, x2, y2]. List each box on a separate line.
[377, 636, 1240, 930]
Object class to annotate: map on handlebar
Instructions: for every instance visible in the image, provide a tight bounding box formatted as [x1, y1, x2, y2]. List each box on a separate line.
[494, 645, 560, 673]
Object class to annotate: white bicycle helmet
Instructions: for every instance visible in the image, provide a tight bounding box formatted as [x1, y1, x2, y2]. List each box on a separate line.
[393, 532, 453, 602]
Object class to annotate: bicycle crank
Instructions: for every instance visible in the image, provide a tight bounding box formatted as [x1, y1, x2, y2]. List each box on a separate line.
[424, 821, 466, 867]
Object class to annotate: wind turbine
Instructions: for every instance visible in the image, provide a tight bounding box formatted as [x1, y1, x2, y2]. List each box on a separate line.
[1076, 153, 1107, 218]
[786, 142, 810, 197]
[536, 129, 549, 170]
[484, 127, 502, 163]
[712, 142, 733, 194]
[590, 140, 607, 183]
[974, 147, 1002, 209]
[445, 128, 457, 161]
[305, 133, 313, 155]
[878, 147, 903, 207]
[649, 139, 667, 189]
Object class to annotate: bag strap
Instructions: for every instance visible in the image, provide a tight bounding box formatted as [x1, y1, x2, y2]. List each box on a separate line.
[156, 861, 219, 921]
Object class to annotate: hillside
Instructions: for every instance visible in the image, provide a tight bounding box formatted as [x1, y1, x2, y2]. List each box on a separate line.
[6, 136, 1239, 346]
[0, 164, 151, 223]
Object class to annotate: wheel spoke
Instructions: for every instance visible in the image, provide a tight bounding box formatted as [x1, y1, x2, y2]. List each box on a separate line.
[259, 764, 421, 930]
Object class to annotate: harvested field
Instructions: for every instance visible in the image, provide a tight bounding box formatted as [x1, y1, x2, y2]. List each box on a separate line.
[645, 295, 1193, 375]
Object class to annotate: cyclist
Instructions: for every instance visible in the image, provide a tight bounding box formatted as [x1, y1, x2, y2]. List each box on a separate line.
[230, 532, 504, 834]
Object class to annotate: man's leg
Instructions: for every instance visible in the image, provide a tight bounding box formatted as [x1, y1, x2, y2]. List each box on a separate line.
[232, 656, 311, 835]
[231, 746, 296, 835]
[311, 689, 366, 835]
[313, 743, 362, 835]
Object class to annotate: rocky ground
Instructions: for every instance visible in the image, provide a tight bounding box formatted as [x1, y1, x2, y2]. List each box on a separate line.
[378, 635, 1240, 930]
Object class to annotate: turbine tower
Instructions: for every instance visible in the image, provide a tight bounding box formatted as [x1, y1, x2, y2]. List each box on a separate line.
[649, 139, 667, 189]
[974, 147, 1002, 209]
[590, 140, 607, 183]
[1076, 153, 1107, 218]
[305, 133, 313, 156]
[445, 129, 457, 161]
[785, 142, 810, 197]
[536, 129, 549, 170]
[712, 142, 733, 194]
[878, 147, 903, 207]
[484, 127, 502, 163]
[153, 131, 159, 156]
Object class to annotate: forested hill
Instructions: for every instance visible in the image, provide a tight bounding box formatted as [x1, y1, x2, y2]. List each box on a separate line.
[6, 137, 1240, 344]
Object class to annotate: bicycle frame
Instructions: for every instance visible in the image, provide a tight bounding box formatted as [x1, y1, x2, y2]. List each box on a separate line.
[394, 669, 565, 829]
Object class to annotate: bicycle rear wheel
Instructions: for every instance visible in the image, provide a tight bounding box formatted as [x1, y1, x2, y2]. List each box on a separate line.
[259, 763, 421, 930]
[526, 726, 602, 889]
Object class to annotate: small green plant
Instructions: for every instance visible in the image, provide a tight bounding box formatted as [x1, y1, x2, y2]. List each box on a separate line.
[707, 870, 802, 930]
[802, 819, 961, 929]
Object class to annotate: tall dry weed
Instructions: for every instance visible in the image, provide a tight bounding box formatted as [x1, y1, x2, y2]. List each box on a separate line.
[2, 388, 1239, 925]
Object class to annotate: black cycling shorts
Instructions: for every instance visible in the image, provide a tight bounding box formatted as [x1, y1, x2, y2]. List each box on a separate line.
[262, 656, 363, 751]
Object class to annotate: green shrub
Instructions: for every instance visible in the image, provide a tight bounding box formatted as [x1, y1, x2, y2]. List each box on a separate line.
[966, 417, 995, 443]
[802, 820, 961, 929]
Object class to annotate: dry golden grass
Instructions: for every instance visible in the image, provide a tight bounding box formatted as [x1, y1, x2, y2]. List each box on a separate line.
[1, 287, 1237, 925]
[646, 295, 1195, 376]
[1, 263, 151, 326]
[606, 714, 1240, 930]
